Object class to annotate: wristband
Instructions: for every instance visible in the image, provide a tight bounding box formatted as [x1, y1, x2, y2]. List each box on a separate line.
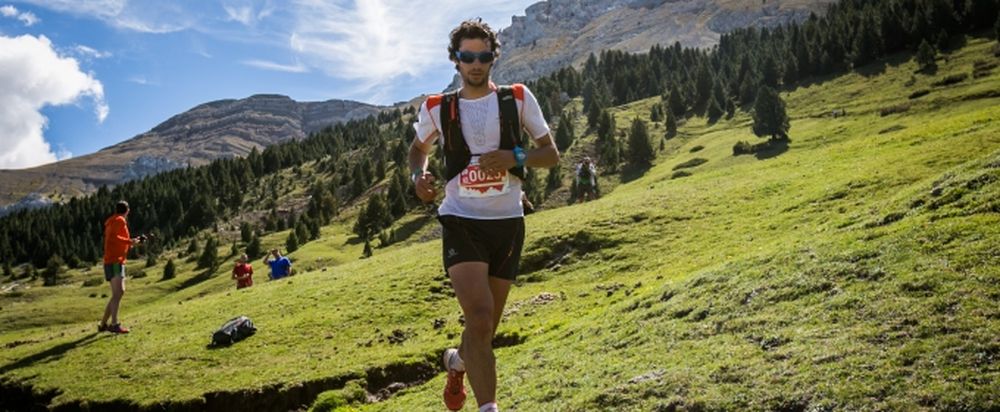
[513, 146, 526, 168]
[411, 171, 423, 184]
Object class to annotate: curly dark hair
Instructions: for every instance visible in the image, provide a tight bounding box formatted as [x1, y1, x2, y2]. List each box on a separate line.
[448, 18, 500, 61]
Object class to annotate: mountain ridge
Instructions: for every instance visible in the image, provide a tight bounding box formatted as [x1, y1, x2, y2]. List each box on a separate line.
[491, 0, 837, 84]
[0, 94, 383, 213]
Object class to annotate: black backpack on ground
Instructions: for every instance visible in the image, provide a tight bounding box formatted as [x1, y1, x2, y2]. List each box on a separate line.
[211, 315, 256, 347]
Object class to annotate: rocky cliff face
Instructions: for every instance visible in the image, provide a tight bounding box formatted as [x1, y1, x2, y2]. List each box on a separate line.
[491, 0, 836, 84]
[0, 95, 382, 208]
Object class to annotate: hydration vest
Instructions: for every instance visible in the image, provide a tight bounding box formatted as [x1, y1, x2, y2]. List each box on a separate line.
[428, 84, 527, 183]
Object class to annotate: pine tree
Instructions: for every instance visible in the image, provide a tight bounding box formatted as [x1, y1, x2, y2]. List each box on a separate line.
[650, 104, 663, 122]
[739, 74, 758, 106]
[694, 63, 714, 115]
[597, 110, 615, 144]
[600, 133, 621, 172]
[667, 88, 686, 117]
[43, 255, 63, 286]
[707, 96, 725, 122]
[308, 218, 321, 241]
[852, 15, 882, 67]
[916, 40, 937, 72]
[240, 222, 253, 243]
[761, 56, 780, 89]
[665, 109, 678, 139]
[935, 28, 950, 51]
[295, 220, 309, 248]
[627, 118, 655, 167]
[587, 97, 604, 130]
[752, 86, 791, 141]
[546, 164, 563, 193]
[286, 231, 299, 253]
[3, 261, 11, 277]
[23, 264, 36, 281]
[555, 116, 574, 150]
[363, 239, 373, 258]
[198, 237, 218, 270]
[353, 194, 391, 241]
[230, 242, 239, 258]
[186, 238, 199, 257]
[163, 259, 176, 280]
[146, 253, 158, 268]
[246, 234, 262, 260]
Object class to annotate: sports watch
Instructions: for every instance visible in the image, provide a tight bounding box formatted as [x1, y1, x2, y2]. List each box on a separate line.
[513, 146, 526, 167]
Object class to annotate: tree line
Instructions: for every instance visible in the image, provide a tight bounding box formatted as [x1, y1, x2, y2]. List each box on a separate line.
[0, 109, 416, 269]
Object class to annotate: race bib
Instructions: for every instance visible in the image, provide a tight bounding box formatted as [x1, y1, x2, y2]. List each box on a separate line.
[459, 162, 510, 198]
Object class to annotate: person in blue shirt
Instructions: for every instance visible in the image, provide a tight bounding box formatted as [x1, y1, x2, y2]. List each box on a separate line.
[263, 249, 292, 280]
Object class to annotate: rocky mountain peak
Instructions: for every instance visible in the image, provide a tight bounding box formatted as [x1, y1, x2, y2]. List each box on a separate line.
[491, 0, 835, 84]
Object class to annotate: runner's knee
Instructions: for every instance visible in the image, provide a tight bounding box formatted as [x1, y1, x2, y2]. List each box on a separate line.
[464, 307, 494, 341]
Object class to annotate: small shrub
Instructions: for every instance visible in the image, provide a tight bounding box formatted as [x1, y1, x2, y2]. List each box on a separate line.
[878, 125, 906, 135]
[689, 145, 704, 153]
[931, 73, 968, 87]
[972, 61, 996, 79]
[132, 270, 148, 279]
[671, 170, 693, 179]
[733, 141, 754, 156]
[310, 391, 347, 412]
[162, 259, 176, 280]
[973, 60, 997, 71]
[310, 379, 366, 412]
[672, 158, 708, 170]
[879, 103, 911, 117]
[908, 89, 930, 99]
[82, 278, 103, 287]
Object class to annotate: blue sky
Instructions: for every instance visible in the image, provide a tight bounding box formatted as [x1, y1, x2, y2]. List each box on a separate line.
[0, 0, 537, 169]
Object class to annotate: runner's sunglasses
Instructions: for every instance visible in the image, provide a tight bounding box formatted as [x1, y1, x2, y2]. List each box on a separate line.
[454, 50, 495, 64]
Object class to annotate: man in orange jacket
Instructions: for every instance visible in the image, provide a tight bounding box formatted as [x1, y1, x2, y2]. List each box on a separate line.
[100, 201, 144, 334]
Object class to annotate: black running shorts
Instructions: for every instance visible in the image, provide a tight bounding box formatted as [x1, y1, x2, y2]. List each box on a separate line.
[438, 215, 525, 281]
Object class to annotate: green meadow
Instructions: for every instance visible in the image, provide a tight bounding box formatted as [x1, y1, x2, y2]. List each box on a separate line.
[2, 38, 999, 411]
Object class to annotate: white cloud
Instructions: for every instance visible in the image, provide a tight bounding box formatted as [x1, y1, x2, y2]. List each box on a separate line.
[0, 34, 107, 169]
[72, 44, 112, 59]
[1, 4, 40, 26]
[224, 5, 254, 25]
[242, 59, 308, 73]
[127, 75, 156, 85]
[223, 0, 274, 26]
[287, 0, 535, 96]
[17, 0, 193, 33]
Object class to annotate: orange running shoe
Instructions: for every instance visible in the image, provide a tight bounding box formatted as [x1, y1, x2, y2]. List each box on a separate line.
[443, 348, 466, 411]
[107, 323, 130, 334]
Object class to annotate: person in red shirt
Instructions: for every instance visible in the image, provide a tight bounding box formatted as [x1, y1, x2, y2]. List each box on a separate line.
[232, 254, 253, 289]
[100, 200, 144, 334]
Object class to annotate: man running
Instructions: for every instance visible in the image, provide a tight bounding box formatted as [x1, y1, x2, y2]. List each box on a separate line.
[409, 19, 560, 412]
[99, 200, 144, 334]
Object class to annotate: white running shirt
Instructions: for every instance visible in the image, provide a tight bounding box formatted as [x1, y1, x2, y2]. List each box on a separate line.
[414, 84, 550, 219]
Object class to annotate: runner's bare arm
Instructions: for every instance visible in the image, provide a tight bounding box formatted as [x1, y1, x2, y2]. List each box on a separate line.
[479, 133, 560, 173]
[409, 133, 439, 203]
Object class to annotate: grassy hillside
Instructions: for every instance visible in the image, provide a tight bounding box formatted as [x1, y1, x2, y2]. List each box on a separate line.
[2, 37, 999, 411]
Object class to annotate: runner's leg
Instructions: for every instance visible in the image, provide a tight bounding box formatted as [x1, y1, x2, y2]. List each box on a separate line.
[449, 262, 497, 408]
[109, 275, 125, 325]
